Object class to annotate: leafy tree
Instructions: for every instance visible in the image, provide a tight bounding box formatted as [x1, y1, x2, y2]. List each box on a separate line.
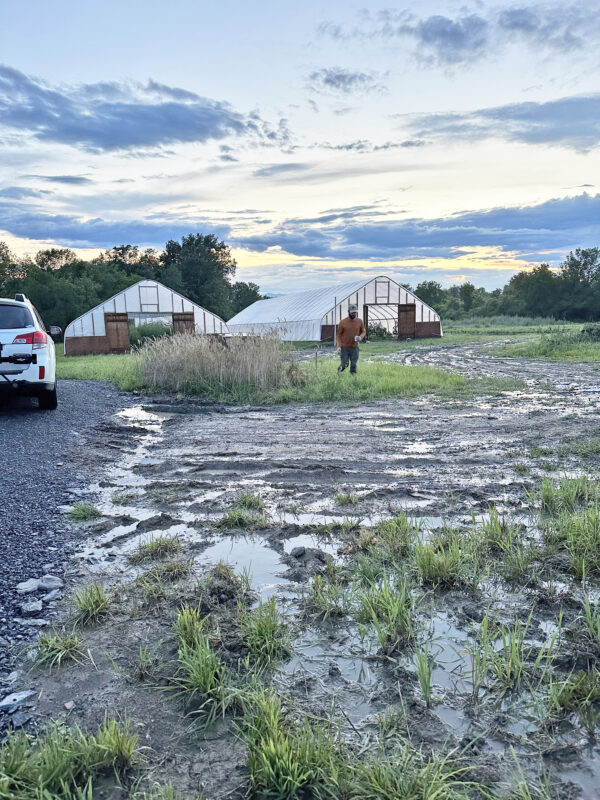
[229, 281, 262, 315]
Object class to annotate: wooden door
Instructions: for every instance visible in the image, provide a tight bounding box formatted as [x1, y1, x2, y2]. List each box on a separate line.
[397, 304, 416, 338]
[104, 313, 130, 352]
[173, 312, 195, 334]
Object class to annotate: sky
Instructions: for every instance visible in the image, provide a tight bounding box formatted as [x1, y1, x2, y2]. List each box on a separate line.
[1, 0, 599, 294]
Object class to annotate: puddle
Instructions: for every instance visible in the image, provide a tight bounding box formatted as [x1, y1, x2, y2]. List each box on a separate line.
[198, 536, 284, 598]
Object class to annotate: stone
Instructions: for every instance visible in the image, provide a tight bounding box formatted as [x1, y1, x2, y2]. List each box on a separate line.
[20, 600, 43, 616]
[14, 618, 49, 627]
[15, 578, 40, 595]
[0, 690, 36, 713]
[38, 575, 64, 591]
[6, 671, 20, 684]
[290, 546, 306, 559]
[64, 701, 75, 711]
[42, 589, 62, 602]
[10, 712, 31, 729]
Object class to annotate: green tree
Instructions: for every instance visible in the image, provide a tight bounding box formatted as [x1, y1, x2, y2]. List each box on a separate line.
[229, 281, 262, 316]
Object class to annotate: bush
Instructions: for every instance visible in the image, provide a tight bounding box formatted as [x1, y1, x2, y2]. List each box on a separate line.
[579, 323, 600, 342]
[130, 322, 172, 347]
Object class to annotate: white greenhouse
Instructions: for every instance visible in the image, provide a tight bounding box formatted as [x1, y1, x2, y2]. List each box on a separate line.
[227, 276, 442, 342]
[64, 279, 228, 356]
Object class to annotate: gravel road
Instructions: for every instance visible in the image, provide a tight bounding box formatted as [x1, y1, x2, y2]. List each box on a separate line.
[0, 380, 131, 669]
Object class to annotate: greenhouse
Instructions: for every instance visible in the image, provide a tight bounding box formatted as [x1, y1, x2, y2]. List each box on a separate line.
[227, 276, 442, 341]
[64, 279, 228, 356]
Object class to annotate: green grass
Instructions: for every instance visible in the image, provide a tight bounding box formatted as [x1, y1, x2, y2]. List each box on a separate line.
[0, 717, 139, 800]
[171, 633, 231, 725]
[546, 505, 600, 577]
[237, 597, 291, 664]
[215, 507, 269, 530]
[68, 502, 101, 521]
[128, 534, 181, 564]
[501, 328, 600, 362]
[234, 489, 265, 511]
[174, 604, 207, 649]
[57, 342, 520, 404]
[35, 629, 86, 670]
[334, 491, 359, 506]
[305, 574, 346, 620]
[357, 575, 417, 654]
[72, 584, 111, 625]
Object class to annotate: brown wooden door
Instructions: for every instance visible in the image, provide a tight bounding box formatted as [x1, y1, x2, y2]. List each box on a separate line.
[397, 304, 416, 338]
[104, 313, 130, 352]
[173, 312, 196, 334]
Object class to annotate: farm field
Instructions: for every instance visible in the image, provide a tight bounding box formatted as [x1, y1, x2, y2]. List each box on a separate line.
[3, 341, 600, 799]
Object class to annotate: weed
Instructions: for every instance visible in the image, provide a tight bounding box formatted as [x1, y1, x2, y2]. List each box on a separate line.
[132, 784, 194, 800]
[414, 643, 435, 707]
[73, 584, 111, 625]
[480, 507, 521, 552]
[234, 489, 265, 511]
[238, 597, 291, 664]
[582, 592, 600, 649]
[529, 446, 553, 459]
[491, 612, 556, 691]
[514, 463, 529, 475]
[335, 491, 359, 506]
[171, 635, 231, 725]
[68, 502, 101, 521]
[548, 669, 600, 719]
[136, 645, 160, 681]
[357, 575, 417, 654]
[112, 492, 136, 505]
[414, 539, 463, 589]
[374, 513, 419, 564]
[215, 508, 268, 530]
[128, 534, 181, 564]
[35, 629, 86, 670]
[540, 476, 594, 513]
[305, 575, 346, 620]
[136, 560, 192, 604]
[468, 611, 493, 701]
[547, 505, 600, 577]
[560, 436, 600, 459]
[174, 604, 208, 649]
[94, 716, 139, 772]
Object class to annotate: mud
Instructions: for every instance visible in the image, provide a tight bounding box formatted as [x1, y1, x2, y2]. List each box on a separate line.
[5, 346, 600, 799]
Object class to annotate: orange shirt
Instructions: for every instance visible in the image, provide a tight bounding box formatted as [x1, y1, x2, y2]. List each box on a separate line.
[337, 316, 366, 348]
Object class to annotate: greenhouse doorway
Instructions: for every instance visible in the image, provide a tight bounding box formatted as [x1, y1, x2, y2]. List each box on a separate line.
[104, 312, 130, 352]
[363, 303, 416, 339]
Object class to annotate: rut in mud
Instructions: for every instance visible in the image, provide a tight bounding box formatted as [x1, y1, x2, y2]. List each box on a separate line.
[6, 347, 600, 799]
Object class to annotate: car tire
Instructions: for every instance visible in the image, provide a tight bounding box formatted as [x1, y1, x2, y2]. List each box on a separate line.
[38, 386, 58, 410]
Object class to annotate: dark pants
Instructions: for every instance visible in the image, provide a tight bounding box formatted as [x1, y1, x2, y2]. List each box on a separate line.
[339, 346, 359, 374]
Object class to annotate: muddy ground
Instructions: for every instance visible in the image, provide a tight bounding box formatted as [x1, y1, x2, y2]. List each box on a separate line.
[4, 343, 600, 799]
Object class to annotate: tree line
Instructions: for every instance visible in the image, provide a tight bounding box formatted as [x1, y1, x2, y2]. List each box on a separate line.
[1, 235, 599, 329]
[0, 234, 263, 332]
[414, 248, 600, 321]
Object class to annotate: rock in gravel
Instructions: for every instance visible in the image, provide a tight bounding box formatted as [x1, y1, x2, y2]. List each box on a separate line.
[38, 575, 64, 591]
[10, 712, 31, 728]
[64, 700, 75, 711]
[20, 600, 42, 616]
[14, 618, 49, 627]
[15, 578, 40, 595]
[42, 589, 62, 602]
[0, 689, 36, 713]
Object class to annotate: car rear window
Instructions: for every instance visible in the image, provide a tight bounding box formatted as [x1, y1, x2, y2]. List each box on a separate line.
[0, 304, 34, 329]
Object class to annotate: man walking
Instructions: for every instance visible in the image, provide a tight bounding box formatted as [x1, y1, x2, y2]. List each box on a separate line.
[337, 303, 366, 375]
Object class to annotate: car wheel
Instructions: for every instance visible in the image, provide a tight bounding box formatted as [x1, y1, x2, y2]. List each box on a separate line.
[38, 386, 58, 410]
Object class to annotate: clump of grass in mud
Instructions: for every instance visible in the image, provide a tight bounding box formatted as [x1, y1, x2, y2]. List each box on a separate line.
[547, 669, 600, 729]
[545, 505, 600, 577]
[35, 629, 86, 670]
[240, 689, 344, 800]
[68, 501, 101, 521]
[171, 631, 232, 725]
[128, 534, 181, 564]
[357, 575, 418, 654]
[136, 644, 161, 681]
[174, 604, 208, 649]
[305, 574, 346, 620]
[135, 560, 193, 603]
[132, 784, 194, 800]
[414, 536, 464, 589]
[414, 643, 435, 708]
[0, 717, 139, 800]
[234, 489, 265, 511]
[334, 491, 359, 506]
[539, 475, 595, 513]
[215, 507, 268, 531]
[238, 597, 291, 664]
[72, 584, 111, 625]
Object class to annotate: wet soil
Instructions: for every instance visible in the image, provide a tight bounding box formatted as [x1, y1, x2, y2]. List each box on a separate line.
[4, 346, 600, 799]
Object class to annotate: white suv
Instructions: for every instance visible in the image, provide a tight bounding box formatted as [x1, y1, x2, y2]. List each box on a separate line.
[0, 294, 60, 409]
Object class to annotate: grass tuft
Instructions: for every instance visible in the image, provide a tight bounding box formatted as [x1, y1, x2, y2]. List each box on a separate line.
[234, 490, 266, 511]
[128, 534, 181, 564]
[238, 597, 291, 664]
[73, 584, 111, 626]
[216, 508, 268, 530]
[35, 629, 86, 670]
[68, 502, 101, 521]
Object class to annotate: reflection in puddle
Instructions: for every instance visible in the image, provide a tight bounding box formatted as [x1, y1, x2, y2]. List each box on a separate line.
[198, 536, 284, 598]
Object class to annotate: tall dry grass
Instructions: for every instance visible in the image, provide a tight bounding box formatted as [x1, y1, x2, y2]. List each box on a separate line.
[137, 333, 296, 402]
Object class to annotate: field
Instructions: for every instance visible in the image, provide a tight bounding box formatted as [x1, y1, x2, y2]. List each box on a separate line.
[4, 331, 600, 800]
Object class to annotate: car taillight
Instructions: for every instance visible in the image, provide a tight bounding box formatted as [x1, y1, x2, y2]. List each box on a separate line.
[12, 331, 47, 349]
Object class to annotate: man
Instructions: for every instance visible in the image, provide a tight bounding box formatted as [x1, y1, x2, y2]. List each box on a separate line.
[336, 303, 366, 374]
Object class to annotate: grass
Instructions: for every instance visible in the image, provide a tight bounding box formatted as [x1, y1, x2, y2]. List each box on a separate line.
[545, 504, 600, 577]
[72, 584, 111, 625]
[171, 632, 231, 725]
[237, 597, 291, 664]
[501, 327, 600, 362]
[0, 717, 139, 800]
[234, 489, 265, 511]
[135, 560, 193, 603]
[414, 643, 435, 708]
[305, 574, 346, 620]
[57, 336, 520, 405]
[128, 534, 181, 564]
[215, 507, 269, 530]
[174, 604, 207, 649]
[68, 502, 101, 521]
[357, 575, 417, 654]
[414, 539, 464, 589]
[334, 491, 359, 506]
[35, 629, 86, 670]
[539, 475, 595, 513]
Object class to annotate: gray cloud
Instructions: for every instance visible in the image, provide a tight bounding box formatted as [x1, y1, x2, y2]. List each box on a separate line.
[404, 93, 600, 151]
[319, 4, 600, 67]
[253, 162, 312, 178]
[308, 67, 386, 94]
[0, 64, 289, 153]
[25, 174, 93, 185]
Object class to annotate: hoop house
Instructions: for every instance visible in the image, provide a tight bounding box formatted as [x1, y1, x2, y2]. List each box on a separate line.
[64, 279, 228, 355]
[227, 276, 442, 341]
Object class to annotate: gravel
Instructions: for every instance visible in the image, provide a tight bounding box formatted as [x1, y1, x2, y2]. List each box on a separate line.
[0, 379, 131, 672]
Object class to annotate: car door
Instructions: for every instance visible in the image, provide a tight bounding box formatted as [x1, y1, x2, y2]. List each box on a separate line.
[0, 303, 36, 375]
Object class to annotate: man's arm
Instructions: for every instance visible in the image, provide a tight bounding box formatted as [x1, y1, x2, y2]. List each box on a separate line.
[358, 320, 366, 340]
[336, 321, 345, 348]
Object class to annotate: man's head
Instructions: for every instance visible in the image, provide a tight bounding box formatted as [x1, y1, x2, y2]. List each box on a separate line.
[348, 303, 358, 320]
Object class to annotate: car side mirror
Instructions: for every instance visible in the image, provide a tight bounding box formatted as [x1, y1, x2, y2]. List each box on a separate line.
[49, 326, 62, 336]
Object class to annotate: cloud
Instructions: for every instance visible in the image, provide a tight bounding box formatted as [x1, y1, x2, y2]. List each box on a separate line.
[307, 67, 386, 94]
[319, 138, 425, 152]
[233, 193, 600, 260]
[25, 174, 93, 185]
[0, 64, 289, 153]
[253, 162, 312, 178]
[404, 93, 600, 151]
[318, 4, 600, 67]
[0, 186, 48, 199]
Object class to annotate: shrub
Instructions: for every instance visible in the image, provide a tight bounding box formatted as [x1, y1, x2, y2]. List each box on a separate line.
[129, 322, 172, 347]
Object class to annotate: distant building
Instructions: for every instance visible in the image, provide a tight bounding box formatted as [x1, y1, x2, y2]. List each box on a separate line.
[64, 279, 228, 356]
[227, 276, 442, 341]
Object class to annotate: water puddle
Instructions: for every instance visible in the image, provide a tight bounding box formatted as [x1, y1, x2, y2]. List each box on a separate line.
[197, 536, 284, 598]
